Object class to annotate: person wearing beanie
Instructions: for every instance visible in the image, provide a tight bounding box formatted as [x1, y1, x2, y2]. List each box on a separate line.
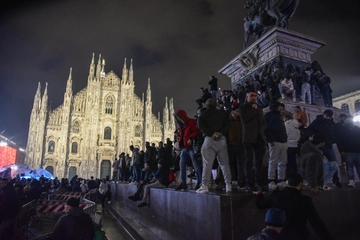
[247, 208, 285, 240]
[255, 173, 332, 240]
[52, 197, 94, 240]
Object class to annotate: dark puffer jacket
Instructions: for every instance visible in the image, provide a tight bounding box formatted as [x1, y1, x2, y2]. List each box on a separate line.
[307, 115, 335, 149]
[52, 207, 95, 240]
[239, 102, 266, 144]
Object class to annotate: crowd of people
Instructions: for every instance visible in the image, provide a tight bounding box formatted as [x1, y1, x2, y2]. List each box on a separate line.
[196, 64, 334, 115]
[1, 72, 357, 239]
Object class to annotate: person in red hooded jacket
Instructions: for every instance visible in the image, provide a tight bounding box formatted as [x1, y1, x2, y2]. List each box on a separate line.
[174, 109, 202, 191]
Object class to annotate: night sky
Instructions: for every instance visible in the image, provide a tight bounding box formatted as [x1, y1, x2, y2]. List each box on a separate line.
[1, 0, 359, 148]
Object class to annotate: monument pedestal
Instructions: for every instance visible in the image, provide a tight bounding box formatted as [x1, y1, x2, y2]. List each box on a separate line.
[218, 27, 326, 85]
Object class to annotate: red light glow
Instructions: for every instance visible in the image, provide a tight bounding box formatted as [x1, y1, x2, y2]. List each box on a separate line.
[0, 146, 17, 167]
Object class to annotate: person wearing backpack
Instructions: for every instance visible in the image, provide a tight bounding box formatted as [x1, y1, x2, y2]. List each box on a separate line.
[52, 197, 94, 240]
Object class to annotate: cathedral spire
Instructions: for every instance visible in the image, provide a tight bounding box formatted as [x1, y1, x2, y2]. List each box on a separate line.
[66, 68, 72, 91]
[100, 58, 105, 77]
[129, 59, 134, 84]
[88, 53, 95, 81]
[41, 82, 48, 112]
[146, 78, 152, 102]
[32, 82, 41, 111]
[122, 58, 128, 83]
[65, 68, 73, 98]
[96, 54, 102, 79]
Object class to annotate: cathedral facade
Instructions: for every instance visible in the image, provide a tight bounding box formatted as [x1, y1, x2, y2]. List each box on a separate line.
[25, 54, 176, 179]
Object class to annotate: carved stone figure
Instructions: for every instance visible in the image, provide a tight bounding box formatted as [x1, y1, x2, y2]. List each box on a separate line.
[243, 0, 299, 48]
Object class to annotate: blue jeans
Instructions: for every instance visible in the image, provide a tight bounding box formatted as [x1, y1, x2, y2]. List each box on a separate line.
[132, 164, 141, 182]
[323, 160, 338, 185]
[180, 148, 202, 185]
[210, 90, 217, 99]
[345, 153, 360, 180]
[322, 148, 339, 183]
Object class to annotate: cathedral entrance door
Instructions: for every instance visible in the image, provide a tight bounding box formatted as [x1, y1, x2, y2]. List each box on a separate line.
[69, 166, 77, 180]
[45, 166, 54, 175]
[100, 160, 111, 179]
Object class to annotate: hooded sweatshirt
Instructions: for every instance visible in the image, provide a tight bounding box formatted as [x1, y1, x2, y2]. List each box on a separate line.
[285, 119, 300, 147]
[300, 141, 324, 188]
[175, 110, 199, 149]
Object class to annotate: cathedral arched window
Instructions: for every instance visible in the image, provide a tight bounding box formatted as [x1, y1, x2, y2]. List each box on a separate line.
[72, 121, 80, 133]
[104, 127, 112, 140]
[105, 96, 114, 114]
[355, 100, 360, 113]
[48, 141, 55, 153]
[71, 142, 78, 154]
[341, 104, 350, 113]
[135, 125, 141, 137]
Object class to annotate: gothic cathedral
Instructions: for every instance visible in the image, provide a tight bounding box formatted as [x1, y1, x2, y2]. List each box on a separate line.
[25, 53, 176, 179]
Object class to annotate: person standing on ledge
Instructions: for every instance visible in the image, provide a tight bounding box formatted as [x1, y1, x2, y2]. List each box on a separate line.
[197, 98, 232, 194]
[208, 75, 218, 99]
[174, 109, 202, 191]
[239, 91, 266, 192]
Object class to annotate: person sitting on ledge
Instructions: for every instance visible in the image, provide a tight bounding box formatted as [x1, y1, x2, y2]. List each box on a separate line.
[279, 76, 296, 102]
[247, 208, 286, 240]
[136, 160, 170, 207]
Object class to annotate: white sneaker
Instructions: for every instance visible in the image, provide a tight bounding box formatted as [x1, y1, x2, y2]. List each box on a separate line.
[277, 181, 287, 189]
[322, 185, 331, 190]
[108, 201, 111, 204]
[303, 180, 309, 186]
[226, 183, 232, 193]
[268, 181, 277, 191]
[133, 181, 138, 185]
[293, 98, 297, 102]
[196, 185, 209, 194]
[348, 180, 355, 187]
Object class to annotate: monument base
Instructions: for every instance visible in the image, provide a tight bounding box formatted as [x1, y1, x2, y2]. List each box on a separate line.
[110, 180, 360, 240]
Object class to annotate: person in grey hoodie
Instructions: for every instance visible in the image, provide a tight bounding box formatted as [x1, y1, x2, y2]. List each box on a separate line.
[300, 134, 325, 195]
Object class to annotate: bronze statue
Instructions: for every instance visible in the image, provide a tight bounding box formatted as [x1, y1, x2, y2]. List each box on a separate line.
[243, 0, 299, 49]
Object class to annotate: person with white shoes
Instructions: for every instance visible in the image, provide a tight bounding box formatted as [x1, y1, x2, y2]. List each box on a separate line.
[197, 98, 232, 194]
[335, 115, 360, 188]
[279, 76, 296, 102]
[264, 102, 288, 191]
[299, 134, 326, 195]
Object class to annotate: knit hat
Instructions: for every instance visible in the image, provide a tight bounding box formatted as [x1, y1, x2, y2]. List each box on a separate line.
[265, 208, 286, 227]
[66, 197, 80, 207]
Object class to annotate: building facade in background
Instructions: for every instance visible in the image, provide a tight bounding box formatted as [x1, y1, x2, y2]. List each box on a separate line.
[333, 89, 360, 118]
[25, 54, 176, 179]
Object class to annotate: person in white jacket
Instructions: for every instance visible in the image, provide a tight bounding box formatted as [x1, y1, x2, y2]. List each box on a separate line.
[98, 178, 111, 211]
[281, 111, 300, 177]
[279, 76, 296, 102]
